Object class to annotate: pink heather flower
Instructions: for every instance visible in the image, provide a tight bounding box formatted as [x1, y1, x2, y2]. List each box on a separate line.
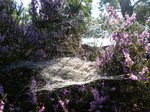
[110, 87, 116, 91]
[129, 73, 138, 80]
[139, 67, 148, 75]
[140, 30, 149, 38]
[122, 48, 130, 58]
[147, 16, 150, 21]
[0, 101, 5, 112]
[63, 89, 69, 95]
[133, 104, 137, 108]
[122, 21, 132, 28]
[125, 13, 136, 21]
[58, 100, 68, 112]
[122, 48, 129, 56]
[130, 13, 136, 21]
[65, 99, 69, 105]
[96, 97, 106, 104]
[125, 57, 134, 67]
[109, 19, 114, 25]
[38, 106, 45, 112]
[89, 97, 106, 112]
[91, 89, 100, 100]
[122, 48, 134, 67]
[122, 33, 129, 39]
[125, 14, 130, 20]
[142, 67, 148, 72]
[111, 32, 118, 41]
[123, 67, 128, 73]
[96, 58, 102, 66]
[58, 100, 64, 106]
[138, 39, 144, 44]
[29, 77, 37, 105]
[106, 6, 120, 20]
[123, 13, 136, 28]
[120, 33, 132, 45]
[134, 31, 139, 38]
[146, 43, 150, 54]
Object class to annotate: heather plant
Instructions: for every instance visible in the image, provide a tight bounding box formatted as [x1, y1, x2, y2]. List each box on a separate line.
[0, 0, 25, 67]
[97, 6, 150, 80]
[0, 1, 150, 111]
[1, 68, 150, 111]
[26, 0, 86, 61]
[0, 0, 87, 69]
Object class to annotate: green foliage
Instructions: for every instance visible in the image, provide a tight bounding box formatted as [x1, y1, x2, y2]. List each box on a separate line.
[65, 0, 93, 34]
[66, 0, 92, 16]
[134, 1, 150, 25]
[99, 0, 119, 11]
[81, 44, 99, 61]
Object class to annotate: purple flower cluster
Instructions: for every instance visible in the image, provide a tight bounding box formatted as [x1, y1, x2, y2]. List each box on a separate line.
[9, 104, 21, 112]
[89, 97, 106, 112]
[38, 106, 45, 112]
[98, 6, 150, 79]
[0, 1, 149, 111]
[106, 6, 120, 20]
[122, 13, 136, 28]
[146, 43, 150, 54]
[0, 0, 84, 68]
[122, 48, 134, 67]
[89, 89, 108, 112]
[0, 101, 5, 112]
[147, 16, 150, 21]
[128, 73, 138, 80]
[28, 77, 37, 105]
[138, 31, 149, 45]
[91, 89, 100, 100]
[139, 67, 148, 75]
[58, 99, 69, 112]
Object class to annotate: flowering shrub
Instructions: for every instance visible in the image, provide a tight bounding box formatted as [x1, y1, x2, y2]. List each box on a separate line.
[0, 0, 85, 69]
[0, 1, 150, 111]
[97, 6, 150, 80]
